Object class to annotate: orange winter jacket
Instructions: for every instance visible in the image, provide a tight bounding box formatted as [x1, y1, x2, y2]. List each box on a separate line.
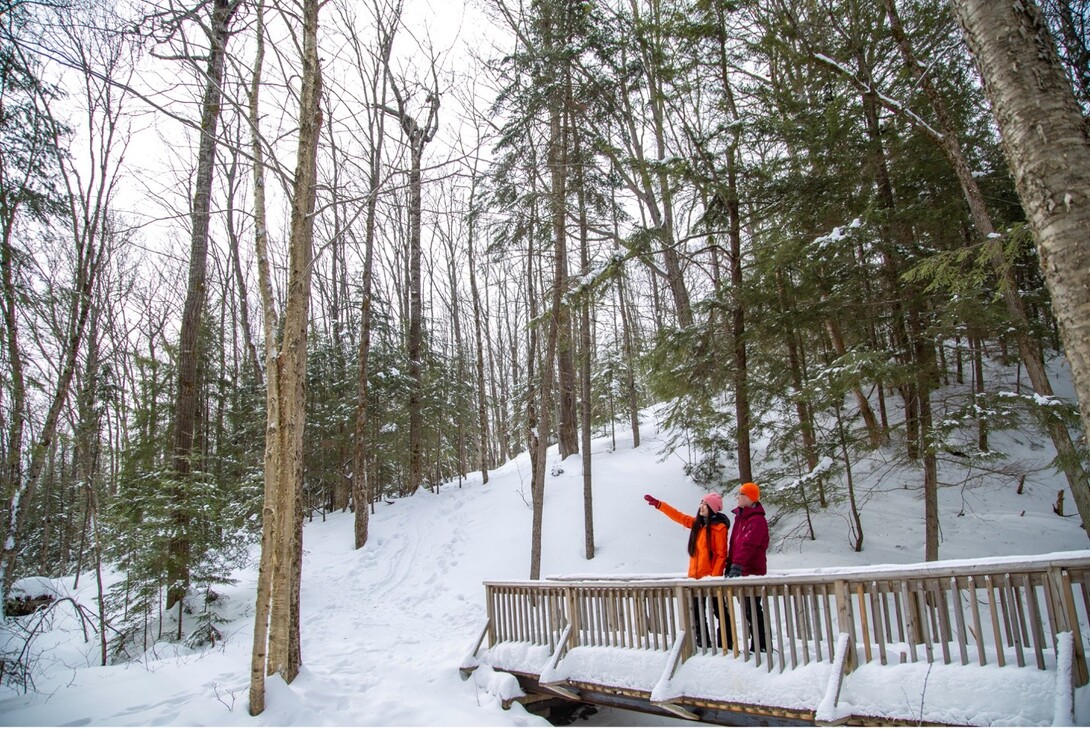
[657, 501, 729, 579]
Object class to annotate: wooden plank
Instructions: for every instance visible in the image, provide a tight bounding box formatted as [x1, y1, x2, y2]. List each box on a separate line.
[675, 585, 692, 662]
[1059, 570, 1089, 686]
[893, 584, 911, 662]
[997, 576, 1014, 648]
[1024, 575, 1046, 670]
[740, 588, 752, 662]
[772, 586, 786, 672]
[1008, 575, 1027, 668]
[901, 581, 919, 664]
[968, 575, 986, 667]
[871, 583, 887, 666]
[767, 584, 776, 671]
[716, 588, 730, 657]
[916, 585, 934, 664]
[986, 575, 1005, 668]
[880, 585, 895, 645]
[785, 585, 799, 669]
[950, 577, 969, 666]
[857, 583, 872, 665]
[823, 584, 837, 663]
[933, 580, 952, 665]
[834, 580, 856, 673]
[486, 588, 497, 647]
[566, 587, 580, 653]
[809, 584, 823, 662]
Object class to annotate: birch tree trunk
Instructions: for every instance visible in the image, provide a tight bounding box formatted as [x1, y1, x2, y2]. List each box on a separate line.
[949, 0, 1090, 536]
[249, 0, 322, 712]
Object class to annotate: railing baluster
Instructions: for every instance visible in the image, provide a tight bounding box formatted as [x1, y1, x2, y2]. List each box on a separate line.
[986, 574, 1005, 668]
[823, 583, 837, 662]
[880, 584, 895, 646]
[933, 579, 950, 666]
[998, 575, 1015, 650]
[1042, 569, 1062, 658]
[1024, 574, 1046, 670]
[915, 583, 933, 664]
[784, 585, 799, 669]
[900, 580, 919, 664]
[501, 589, 511, 643]
[871, 582, 887, 666]
[795, 585, 810, 666]
[772, 586, 785, 672]
[762, 586, 773, 672]
[650, 589, 658, 650]
[950, 577, 969, 666]
[857, 583, 872, 665]
[968, 575, 986, 667]
[1006, 574, 1026, 668]
[807, 584, 822, 662]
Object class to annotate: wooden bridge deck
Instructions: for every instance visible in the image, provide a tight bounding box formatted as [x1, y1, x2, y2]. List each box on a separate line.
[461, 552, 1090, 726]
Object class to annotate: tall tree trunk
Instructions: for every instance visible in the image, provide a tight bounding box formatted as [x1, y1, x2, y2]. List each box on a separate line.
[249, 0, 322, 711]
[707, 0, 753, 481]
[350, 11, 394, 549]
[725, 143, 753, 482]
[950, 0, 1090, 535]
[385, 53, 439, 496]
[526, 193, 553, 581]
[467, 172, 491, 483]
[224, 153, 262, 386]
[549, 4, 578, 461]
[611, 185, 640, 448]
[167, 0, 238, 611]
[574, 118, 594, 560]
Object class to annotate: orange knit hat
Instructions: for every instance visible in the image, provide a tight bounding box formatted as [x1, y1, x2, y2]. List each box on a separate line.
[740, 482, 760, 502]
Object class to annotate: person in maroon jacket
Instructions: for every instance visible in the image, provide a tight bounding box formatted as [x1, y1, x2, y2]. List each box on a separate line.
[727, 482, 769, 651]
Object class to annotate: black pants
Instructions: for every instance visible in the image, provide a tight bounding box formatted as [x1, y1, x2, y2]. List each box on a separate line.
[742, 593, 767, 652]
[691, 596, 734, 649]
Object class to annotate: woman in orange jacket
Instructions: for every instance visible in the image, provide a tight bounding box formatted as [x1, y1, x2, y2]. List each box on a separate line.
[644, 492, 730, 647]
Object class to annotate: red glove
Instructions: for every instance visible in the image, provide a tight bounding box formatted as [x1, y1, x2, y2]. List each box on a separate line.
[644, 494, 660, 508]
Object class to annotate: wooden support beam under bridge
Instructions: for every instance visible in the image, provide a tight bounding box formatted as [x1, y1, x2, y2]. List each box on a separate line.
[461, 552, 1090, 726]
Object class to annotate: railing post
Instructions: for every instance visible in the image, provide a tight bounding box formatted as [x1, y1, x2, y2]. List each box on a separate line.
[834, 579, 857, 673]
[485, 585, 496, 646]
[675, 584, 692, 662]
[1047, 567, 1088, 686]
[565, 585, 580, 653]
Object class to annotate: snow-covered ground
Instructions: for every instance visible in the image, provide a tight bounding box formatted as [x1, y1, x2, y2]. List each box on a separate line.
[1, 397, 1089, 725]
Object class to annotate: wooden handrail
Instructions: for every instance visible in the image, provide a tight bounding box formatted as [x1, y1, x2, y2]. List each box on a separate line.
[476, 552, 1090, 695]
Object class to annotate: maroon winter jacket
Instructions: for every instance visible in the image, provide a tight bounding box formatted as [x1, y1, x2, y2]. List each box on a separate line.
[728, 502, 769, 576]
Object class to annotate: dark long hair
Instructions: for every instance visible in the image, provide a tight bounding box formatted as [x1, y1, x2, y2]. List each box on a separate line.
[688, 510, 728, 557]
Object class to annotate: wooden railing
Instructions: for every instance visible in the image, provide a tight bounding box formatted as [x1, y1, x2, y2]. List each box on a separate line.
[466, 553, 1090, 722]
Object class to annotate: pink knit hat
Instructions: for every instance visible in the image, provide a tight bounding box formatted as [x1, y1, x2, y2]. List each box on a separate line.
[701, 492, 723, 513]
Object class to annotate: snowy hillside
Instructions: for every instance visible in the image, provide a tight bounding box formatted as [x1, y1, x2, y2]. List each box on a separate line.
[1, 400, 1089, 725]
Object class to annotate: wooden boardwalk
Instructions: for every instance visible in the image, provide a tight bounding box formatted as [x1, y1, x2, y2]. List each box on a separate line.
[461, 552, 1090, 726]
